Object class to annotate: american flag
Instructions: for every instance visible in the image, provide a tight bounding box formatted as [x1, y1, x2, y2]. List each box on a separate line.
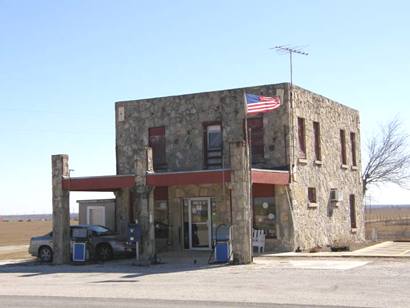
[245, 93, 281, 114]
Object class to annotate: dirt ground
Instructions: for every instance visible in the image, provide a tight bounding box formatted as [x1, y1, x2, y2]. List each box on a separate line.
[0, 221, 53, 246]
[0, 220, 77, 260]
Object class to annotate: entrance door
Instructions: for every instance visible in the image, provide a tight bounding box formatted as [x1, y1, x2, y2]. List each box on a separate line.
[188, 198, 211, 250]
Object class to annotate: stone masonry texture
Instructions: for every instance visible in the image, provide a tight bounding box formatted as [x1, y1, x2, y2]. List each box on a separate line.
[114, 83, 364, 252]
[52, 154, 70, 264]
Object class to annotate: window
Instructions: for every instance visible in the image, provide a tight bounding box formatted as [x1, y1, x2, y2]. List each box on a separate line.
[298, 117, 306, 158]
[349, 194, 357, 229]
[154, 187, 169, 239]
[253, 197, 276, 238]
[313, 121, 321, 161]
[204, 123, 222, 169]
[340, 129, 347, 165]
[247, 118, 264, 163]
[149, 127, 166, 170]
[350, 132, 357, 167]
[308, 187, 317, 203]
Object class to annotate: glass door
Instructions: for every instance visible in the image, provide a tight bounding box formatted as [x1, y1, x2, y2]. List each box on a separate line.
[188, 198, 211, 250]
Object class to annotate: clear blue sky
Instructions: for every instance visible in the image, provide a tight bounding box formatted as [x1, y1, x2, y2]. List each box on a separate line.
[1, 0, 409, 215]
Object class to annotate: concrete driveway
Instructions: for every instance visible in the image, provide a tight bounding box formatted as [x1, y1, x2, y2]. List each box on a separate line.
[260, 241, 410, 258]
[350, 241, 410, 256]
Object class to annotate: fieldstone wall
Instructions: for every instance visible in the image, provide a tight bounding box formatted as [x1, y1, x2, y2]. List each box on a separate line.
[115, 83, 290, 174]
[266, 185, 294, 252]
[288, 86, 364, 250]
[114, 83, 364, 252]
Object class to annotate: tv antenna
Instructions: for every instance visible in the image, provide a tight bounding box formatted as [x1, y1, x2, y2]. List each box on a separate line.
[271, 45, 308, 86]
[271, 45, 308, 183]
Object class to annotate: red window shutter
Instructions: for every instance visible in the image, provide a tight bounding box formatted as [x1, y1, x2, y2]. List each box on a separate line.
[247, 118, 264, 163]
[149, 127, 166, 170]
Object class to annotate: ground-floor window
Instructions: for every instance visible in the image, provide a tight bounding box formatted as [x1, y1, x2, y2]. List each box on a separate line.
[154, 200, 169, 239]
[253, 197, 276, 239]
[154, 187, 169, 240]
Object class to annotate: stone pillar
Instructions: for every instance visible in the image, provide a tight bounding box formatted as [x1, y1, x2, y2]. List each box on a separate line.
[52, 154, 70, 264]
[135, 147, 155, 263]
[229, 141, 252, 264]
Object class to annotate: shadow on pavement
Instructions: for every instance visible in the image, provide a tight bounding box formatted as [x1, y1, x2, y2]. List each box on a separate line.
[0, 251, 230, 281]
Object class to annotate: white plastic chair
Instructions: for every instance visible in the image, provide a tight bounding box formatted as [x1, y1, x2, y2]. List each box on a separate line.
[252, 229, 265, 253]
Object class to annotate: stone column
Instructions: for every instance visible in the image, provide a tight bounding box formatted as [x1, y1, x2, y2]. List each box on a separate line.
[229, 141, 252, 264]
[135, 147, 155, 263]
[52, 154, 70, 264]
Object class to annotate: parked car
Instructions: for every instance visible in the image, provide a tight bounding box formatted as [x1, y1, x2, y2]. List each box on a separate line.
[29, 225, 132, 262]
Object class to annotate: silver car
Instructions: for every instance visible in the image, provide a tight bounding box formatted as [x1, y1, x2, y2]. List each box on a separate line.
[29, 225, 132, 262]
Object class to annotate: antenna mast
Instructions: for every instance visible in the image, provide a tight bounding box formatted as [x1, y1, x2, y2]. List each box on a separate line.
[272, 45, 308, 88]
[271, 45, 308, 182]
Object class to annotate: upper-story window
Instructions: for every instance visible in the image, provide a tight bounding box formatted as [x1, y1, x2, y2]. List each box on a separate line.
[204, 123, 222, 169]
[340, 129, 347, 165]
[298, 117, 306, 158]
[149, 126, 166, 171]
[349, 194, 357, 229]
[247, 117, 264, 163]
[313, 121, 321, 161]
[350, 132, 357, 167]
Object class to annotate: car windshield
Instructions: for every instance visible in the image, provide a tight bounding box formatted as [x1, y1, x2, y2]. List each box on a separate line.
[88, 225, 111, 235]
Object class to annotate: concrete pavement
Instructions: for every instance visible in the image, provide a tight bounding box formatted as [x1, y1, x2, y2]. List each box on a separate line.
[0, 295, 340, 308]
[260, 241, 410, 258]
[1, 256, 410, 307]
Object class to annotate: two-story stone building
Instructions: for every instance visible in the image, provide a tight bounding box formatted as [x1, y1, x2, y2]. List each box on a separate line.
[53, 82, 364, 264]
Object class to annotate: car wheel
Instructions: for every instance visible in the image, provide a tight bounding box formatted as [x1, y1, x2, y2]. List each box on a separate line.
[38, 246, 53, 262]
[96, 244, 113, 261]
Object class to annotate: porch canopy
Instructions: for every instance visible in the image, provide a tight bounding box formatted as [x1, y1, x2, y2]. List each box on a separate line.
[62, 169, 289, 191]
[62, 174, 135, 191]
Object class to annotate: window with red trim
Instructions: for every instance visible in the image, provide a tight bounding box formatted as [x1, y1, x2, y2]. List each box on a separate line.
[298, 117, 306, 158]
[149, 127, 166, 170]
[350, 132, 357, 167]
[349, 194, 357, 229]
[247, 117, 264, 163]
[204, 123, 222, 169]
[340, 129, 347, 165]
[313, 121, 321, 161]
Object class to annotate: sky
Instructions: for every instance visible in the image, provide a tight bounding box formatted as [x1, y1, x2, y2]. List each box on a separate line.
[1, 0, 410, 215]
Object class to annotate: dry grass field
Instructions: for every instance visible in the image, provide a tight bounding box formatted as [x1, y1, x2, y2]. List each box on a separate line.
[365, 206, 410, 241]
[0, 220, 52, 246]
[0, 220, 77, 260]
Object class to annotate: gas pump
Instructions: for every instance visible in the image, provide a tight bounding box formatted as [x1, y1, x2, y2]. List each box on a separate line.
[128, 222, 142, 261]
[213, 224, 232, 263]
[72, 227, 89, 263]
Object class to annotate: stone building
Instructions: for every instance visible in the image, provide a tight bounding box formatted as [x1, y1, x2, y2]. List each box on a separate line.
[52, 82, 364, 264]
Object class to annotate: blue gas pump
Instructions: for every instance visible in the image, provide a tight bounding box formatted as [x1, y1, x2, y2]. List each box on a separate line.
[214, 224, 232, 263]
[128, 223, 142, 260]
[72, 227, 89, 263]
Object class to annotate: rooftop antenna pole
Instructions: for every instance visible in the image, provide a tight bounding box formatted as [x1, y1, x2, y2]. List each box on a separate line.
[272, 45, 308, 96]
[270, 45, 308, 181]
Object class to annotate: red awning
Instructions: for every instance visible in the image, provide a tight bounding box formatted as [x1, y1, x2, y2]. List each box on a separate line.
[62, 175, 134, 191]
[61, 169, 289, 191]
[251, 169, 289, 185]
